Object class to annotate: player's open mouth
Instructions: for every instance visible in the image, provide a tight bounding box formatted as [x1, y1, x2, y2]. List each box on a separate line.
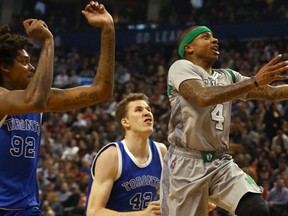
[144, 118, 152, 123]
[212, 46, 219, 55]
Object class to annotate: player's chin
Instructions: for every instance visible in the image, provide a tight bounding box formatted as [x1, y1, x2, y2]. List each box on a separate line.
[147, 124, 154, 131]
[208, 56, 218, 64]
[27, 77, 33, 83]
[211, 53, 219, 59]
[144, 127, 153, 134]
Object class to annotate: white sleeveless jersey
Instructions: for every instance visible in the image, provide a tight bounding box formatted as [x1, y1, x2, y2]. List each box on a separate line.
[167, 59, 249, 151]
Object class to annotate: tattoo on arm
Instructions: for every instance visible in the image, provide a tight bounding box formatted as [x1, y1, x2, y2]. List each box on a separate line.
[246, 85, 288, 101]
[51, 90, 99, 107]
[182, 79, 256, 106]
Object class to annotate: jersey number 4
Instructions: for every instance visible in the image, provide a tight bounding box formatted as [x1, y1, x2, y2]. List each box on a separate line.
[130, 192, 153, 210]
[211, 104, 225, 131]
[10, 135, 36, 158]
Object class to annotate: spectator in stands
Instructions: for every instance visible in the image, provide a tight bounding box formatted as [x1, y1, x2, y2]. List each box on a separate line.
[270, 158, 288, 186]
[266, 178, 288, 216]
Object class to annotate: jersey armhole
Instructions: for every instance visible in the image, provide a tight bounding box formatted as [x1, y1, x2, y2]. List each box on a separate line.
[225, 68, 236, 83]
[153, 141, 164, 168]
[0, 115, 7, 127]
[91, 142, 122, 180]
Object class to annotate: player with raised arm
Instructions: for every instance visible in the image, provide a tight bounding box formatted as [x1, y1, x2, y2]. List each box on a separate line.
[161, 25, 288, 216]
[0, 1, 115, 215]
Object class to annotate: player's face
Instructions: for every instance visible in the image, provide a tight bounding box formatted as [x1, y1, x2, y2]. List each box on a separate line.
[8, 49, 35, 90]
[189, 32, 219, 63]
[125, 100, 154, 136]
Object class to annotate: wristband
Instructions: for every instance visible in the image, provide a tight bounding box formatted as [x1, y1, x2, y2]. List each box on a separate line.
[251, 76, 259, 87]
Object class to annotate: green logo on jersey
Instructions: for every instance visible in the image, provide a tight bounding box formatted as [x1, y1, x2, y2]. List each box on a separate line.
[167, 85, 173, 95]
[245, 175, 258, 187]
[201, 151, 216, 162]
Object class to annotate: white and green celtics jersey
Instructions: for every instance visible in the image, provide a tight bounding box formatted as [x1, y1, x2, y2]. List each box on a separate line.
[167, 59, 249, 151]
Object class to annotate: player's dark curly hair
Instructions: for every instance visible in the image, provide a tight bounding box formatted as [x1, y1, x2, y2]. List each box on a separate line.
[0, 25, 33, 86]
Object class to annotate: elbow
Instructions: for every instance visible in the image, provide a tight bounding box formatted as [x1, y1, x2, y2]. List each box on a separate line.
[86, 207, 103, 216]
[194, 97, 214, 107]
[31, 101, 47, 112]
[197, 100, 210, 107]
[97, 85, 114, 102]
[25, 96, 48, 112]
[97, 91, 113, 103]
[185, 91, 217, 107]
[102, 90, 114, 101]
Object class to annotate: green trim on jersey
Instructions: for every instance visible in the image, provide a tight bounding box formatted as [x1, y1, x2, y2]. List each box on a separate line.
[167, 84, 173, 95]
[225, 68, 236, 83]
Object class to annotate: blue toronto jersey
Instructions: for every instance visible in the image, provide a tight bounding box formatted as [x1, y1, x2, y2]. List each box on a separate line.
[0, 113, 41, 209]
[85, 139, 163, 213]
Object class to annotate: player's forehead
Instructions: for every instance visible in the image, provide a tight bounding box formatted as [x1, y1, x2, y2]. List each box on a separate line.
[195, 31, 213, 39]
[17, 49, 29, 57]
[127, 100, 149, 110]
[16, 49, 30, 60]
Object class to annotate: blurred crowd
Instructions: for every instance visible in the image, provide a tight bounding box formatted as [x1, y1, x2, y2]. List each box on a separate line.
[9, 0, 288, 32]
[6, 1, 288, 216]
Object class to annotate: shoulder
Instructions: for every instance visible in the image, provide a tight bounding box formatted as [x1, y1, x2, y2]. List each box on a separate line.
[0, 115, 7, 127]
[0, 87, 8, 121]
[153, 141, 167, 158]
[170, 59, 194, 70]
[0, 87, 8, 93]
[215, 68, 249, 82]
[96, 143, 119, 163]
[93, 143, 119, 180]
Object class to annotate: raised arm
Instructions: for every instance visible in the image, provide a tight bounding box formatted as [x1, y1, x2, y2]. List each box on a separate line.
[0, 19, 53, 115]
[22, 19, 54, 109]
[244, 84, 288, 101]
[181, 54, 288, 107]
[45, 1, 115, 112]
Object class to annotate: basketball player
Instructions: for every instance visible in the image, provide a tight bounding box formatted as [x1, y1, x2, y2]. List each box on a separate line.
[86, 93, 167, 216]
[160, 25, 288, 216]
[0, 1, 115, 215]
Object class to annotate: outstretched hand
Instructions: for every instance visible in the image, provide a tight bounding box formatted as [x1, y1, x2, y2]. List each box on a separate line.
[23, 19, 53, 43]
[254, 54, 288, 86]
[82, 1, 114, 29]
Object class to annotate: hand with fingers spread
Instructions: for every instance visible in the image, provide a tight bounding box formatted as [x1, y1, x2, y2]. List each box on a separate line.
[82, 1, 114, 30]
[253, 54, 288, 86]
[22, 19, 53, 43]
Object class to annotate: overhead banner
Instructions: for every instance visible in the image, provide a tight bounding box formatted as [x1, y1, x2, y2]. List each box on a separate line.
[58, 20, 288, 50]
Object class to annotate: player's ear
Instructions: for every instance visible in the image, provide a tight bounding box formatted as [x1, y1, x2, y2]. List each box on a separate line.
[121, 118, 129, 127]
[184, 44, 193, 55]
[0, 64, 10, 73]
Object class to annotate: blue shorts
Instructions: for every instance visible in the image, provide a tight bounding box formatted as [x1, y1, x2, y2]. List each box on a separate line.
[0, 207, 42, 216]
